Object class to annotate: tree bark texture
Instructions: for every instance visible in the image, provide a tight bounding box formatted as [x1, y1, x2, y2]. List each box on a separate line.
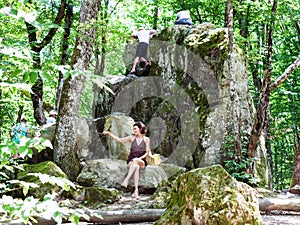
[227, 0, 242, 161]
[259, 198, 300, 212]
[290, 88, 300, 187]
[269, 55, 300, 90]
[34, 209, 165, 225]
[248, 0, 277, 174]
[248, 55, 300, 174]
[56, 4, 74, 111]
[54, 0, 100, 181]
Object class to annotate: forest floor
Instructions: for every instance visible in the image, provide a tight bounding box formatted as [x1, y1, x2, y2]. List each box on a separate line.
[261, 211, 300, 225]
[89, 192, 300, 225]
[8, 192, 300, 224]
[67, 211, 300, 225]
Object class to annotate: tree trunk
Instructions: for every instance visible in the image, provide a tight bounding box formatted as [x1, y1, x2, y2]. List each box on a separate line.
[25, 0, 67, 125]
[99, 35, 106, 75]
[248, 0, 278, 174]
[290, 93, 300, 187]
[54, 0, 100, 181]
[34, 209, 165, 225]
[237, 0, 250, 39]
[227, 0, 242, 161]
[259, 198, 300, 211]
[56, 4, 74, 111]
[291, 138, 300, 188]
[153, 1, 158, 30]
[28, 50, 47, 125]
[0, 83, 1, 140]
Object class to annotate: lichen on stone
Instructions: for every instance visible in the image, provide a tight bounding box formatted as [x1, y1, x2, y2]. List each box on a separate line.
[155, 165, 263, 225]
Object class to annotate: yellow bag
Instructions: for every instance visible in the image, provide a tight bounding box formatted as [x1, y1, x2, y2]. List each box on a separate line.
[146, 152, 162, 166]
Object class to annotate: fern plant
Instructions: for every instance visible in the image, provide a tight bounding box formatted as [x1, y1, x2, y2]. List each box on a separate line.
[223, 133, 258, 185]
[0, 194, 102, 225]
[0, 139, 102, 224]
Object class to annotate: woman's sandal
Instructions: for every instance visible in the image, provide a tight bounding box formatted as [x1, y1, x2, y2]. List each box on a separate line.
[131, 190, 139, 198]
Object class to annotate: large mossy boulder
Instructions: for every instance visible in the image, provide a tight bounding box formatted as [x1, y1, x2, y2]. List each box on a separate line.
[15, 161, 121, 207]
[94, 24, 270, 187]
[155, 165, 262, 225]
[76, 159, 184, 193]
[16, 161, 69, 198]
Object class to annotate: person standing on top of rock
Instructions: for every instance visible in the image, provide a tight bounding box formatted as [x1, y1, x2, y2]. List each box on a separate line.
[102, 121, 150, 198]
[174, 10, 193, 26]
[129, 28, 156, 74]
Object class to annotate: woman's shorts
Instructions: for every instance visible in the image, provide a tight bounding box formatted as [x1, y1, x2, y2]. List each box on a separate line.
[135, 42, 148, 58]
[175, 18, 193, 25]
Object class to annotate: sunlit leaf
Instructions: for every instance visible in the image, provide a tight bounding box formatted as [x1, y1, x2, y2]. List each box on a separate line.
[29, 71, 38, 84]
[41, 71, 52, 82]
[53, 211, 63, 224]
[10, 69, 22, 78]
[23, 72, 30, 83]
[9, 8, 18, 16]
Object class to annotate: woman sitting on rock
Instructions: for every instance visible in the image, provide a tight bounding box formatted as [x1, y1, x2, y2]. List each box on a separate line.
[102, 122, 150, 198]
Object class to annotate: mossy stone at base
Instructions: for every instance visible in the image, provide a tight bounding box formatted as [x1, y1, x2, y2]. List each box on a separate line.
[155, 165, 263, 225]
[17, 161, 68, 180]
[15, 161, 69, 199]
[84, 187, 121, 208]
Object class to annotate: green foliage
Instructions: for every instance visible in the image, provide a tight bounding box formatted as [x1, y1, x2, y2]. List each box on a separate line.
[0, 0, 300, 195]
[0, 141, 101, 224]
[7, 172, 76, 196]
[0, 194, 102, 225]
[0, 134, 53, 196]
[223, 135, 258, 186]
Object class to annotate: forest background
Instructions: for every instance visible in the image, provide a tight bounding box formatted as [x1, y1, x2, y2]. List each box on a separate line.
[0, 0, 300, 193]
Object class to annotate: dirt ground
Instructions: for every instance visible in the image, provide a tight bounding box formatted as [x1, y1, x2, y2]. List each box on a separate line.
[261, 211, 300, 225]
[71, 213, 300, 225]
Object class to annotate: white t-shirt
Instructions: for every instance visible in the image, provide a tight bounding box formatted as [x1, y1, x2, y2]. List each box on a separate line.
[46, 117, 56, 124]
[133, 29, 156, 44]
[176, 10, 191, 20]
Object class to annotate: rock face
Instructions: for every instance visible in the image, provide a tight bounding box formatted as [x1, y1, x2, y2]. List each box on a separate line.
[76, 159, 184, 193]
[14, 161, 121, 207]
[103, 114, 134, 161]
[154, 165, 263, 225]
[94, 24, 270, 186]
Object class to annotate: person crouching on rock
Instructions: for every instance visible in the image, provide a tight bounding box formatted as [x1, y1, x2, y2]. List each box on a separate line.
[129, 28, 156, 74]
[102, 122, 150, 198]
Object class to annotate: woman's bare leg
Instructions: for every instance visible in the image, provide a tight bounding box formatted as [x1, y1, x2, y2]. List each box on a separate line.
[121, 161, 138, 188]
[140, 57, 149, 66]
[132, 164, 140, 197]
[130, 57, 140, 73]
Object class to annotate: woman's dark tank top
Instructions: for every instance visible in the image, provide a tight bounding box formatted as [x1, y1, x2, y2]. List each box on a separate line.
[127, 137, 147, 166]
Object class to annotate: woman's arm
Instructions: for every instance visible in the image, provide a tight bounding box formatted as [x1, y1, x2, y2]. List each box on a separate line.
[102, 131, 132, 143]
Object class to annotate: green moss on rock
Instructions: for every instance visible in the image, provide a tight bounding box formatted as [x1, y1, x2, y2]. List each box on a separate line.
[18, 161, 68, 180]
[16, 161, 69, 199]
[84, 187, 121, 208]
[155, 165, 262, 225]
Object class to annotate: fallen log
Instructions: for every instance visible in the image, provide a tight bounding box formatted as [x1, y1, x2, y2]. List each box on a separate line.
[22, 208, 165, 225]
[8, 197, 300, 225]
[83, 208, 165, 224]
[259, 198, 300, 212]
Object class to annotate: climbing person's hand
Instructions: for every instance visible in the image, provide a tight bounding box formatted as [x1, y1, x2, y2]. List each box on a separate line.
[102, 131, 110, 136]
